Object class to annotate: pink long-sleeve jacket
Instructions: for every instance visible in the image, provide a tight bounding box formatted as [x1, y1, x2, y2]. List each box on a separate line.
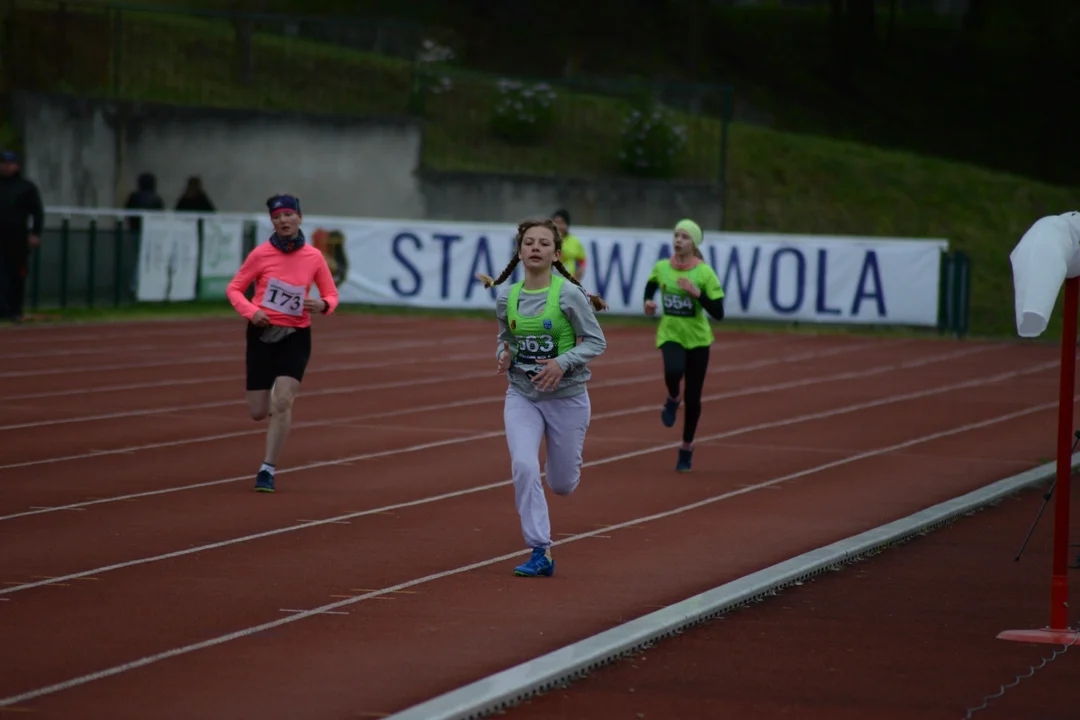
[226, 241, 340, 327]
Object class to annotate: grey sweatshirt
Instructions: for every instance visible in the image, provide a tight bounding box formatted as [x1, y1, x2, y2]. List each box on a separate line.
[495, 279, 607, 401]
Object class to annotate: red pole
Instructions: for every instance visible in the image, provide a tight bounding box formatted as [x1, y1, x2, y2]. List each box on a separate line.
[1051, 276, 1078, 630]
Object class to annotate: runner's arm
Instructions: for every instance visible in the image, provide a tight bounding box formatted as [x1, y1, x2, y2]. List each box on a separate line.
[495, 289, 516, 362]
[557, 284, 607, 372]
[227, 248, 263, 320]
[698, 294, 725, 320]
[312, 252, 340, 314]
[693, 268, 725, 321]
[643, 280, 659, 301]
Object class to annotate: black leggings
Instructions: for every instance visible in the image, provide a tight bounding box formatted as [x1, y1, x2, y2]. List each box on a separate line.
[661, 341, 710, 444]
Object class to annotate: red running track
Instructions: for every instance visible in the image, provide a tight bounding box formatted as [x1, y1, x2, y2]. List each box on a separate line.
[0, 314, 1073, 719]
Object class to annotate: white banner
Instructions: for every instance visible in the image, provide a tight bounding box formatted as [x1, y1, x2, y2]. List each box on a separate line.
[136, 214, 200, 302]
[250, 217, 949, 326]
[197, 217, 245, 299]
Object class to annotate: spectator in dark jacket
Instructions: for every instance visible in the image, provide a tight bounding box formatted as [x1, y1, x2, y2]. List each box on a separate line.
[0, 150, 44, 323]
[124, 172, 164, 232]
[175, 176, 215, 212]
[123, 172, 164, 294]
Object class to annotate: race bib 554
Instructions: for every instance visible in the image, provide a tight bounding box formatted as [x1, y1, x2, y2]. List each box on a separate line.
[662, 291, 696, 317]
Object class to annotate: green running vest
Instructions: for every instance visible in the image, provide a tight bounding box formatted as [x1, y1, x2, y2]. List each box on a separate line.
[506, 275, 577, 364]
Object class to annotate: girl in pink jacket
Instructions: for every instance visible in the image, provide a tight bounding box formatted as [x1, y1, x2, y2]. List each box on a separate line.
[227, 193, 340, 493]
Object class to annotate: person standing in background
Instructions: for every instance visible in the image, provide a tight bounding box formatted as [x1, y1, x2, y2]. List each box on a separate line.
[124, 172, 165, 229]
[0, 150, 44, 324]
[175, 176, 216, 212]
[123, 172, 165, 294]
[552, 209, 587, 283]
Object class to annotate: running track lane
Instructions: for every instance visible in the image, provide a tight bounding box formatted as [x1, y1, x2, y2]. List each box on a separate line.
[497, 481, 1080, 720]
[0, 341, 1024, 568]
[0, 328, 784, 428]
[0, 335, 895, 499]
[0, 330, 1071, 716]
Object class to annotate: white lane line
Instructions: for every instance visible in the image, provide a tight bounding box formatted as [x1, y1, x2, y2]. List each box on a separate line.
[0, 395, 1059, 709]
[0, 339, 885, 457]
[0, 371, 495, 432]
[0, 349, 662, 433]
[0, 322, 424, 348]
[0, 315, 687, 347]
[0, 341, 236, 360]
[0, 327, 488, 361]
[0, 352, 490, 401]
[0, 334, 487, 380]
[0, 356, 1055, 589]
[0, 355, 239, 379]
[0, 344, 691, 401]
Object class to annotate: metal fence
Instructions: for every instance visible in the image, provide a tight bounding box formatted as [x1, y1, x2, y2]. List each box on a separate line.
[25, 207, 259, 310]
[2, 0, 733, 185]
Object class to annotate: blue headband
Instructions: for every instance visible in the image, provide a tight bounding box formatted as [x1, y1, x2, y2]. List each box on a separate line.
[267, 194, 301, 217]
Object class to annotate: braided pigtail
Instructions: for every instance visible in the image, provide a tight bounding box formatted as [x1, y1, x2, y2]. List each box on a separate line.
[693, 246, 704, 260]
[554, 259, 608, 312]
[476, 255, 521, 289]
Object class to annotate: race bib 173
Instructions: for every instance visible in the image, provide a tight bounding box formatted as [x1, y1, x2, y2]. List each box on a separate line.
[261, 277, 306, 316]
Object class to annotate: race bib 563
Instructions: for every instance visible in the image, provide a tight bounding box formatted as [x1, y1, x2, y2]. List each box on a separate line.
[516, 333, 557, 360]
[261, 277, 306, 316]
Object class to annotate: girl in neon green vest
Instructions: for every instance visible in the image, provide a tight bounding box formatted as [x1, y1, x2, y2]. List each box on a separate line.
[477, 218, 608, 578]
[643, 218, 726, 472]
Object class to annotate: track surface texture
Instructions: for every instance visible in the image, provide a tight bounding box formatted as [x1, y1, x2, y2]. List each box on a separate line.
[499, 481, 1080, 720]
[0, 313, 1075, 719]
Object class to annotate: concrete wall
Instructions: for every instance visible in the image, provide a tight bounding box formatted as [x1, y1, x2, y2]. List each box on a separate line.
[418, 170, 722, 230]
[15, 92, 724, 234]
[14, 92, 426, 219]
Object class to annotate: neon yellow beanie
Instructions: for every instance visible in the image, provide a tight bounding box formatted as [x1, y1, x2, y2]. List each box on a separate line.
[675, 218, 702, 247]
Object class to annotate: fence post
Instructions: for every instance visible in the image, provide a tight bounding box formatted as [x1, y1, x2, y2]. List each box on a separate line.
[937, 250, 953, 335]
[950, 250, 971, 338]
[59, 217, 69, 309]
[113, 219, 124, 307]
[87, 219, 97, 307]
[30, 241, 40, 311]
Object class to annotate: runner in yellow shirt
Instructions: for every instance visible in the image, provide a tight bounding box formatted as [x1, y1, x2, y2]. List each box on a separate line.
[643, 218, 726, 472]
[552, 209, 586, 282]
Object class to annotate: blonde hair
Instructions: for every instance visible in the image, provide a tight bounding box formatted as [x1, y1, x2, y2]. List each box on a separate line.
[476, 218, 608, 312]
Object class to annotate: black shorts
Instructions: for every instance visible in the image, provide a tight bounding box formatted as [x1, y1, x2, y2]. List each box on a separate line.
[245, 323, 312, 391]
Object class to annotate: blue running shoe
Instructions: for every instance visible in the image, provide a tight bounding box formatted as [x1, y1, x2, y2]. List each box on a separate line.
[514, 547, 555, 577]
[676, 447, 693, 472]
[661, 397, 680, 428]
[254, 469, 275, 493]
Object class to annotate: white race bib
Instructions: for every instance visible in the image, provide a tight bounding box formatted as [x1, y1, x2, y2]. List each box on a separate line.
[261, 277, 306, 316]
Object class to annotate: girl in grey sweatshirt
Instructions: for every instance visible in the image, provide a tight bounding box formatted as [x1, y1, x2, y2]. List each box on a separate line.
[476, 217, 607, 579]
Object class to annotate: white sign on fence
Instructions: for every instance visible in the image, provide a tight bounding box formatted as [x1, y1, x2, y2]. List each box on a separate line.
[198, 218, 245, 299]
[251, 217, 949, 327]
[136, 214, 200, 302]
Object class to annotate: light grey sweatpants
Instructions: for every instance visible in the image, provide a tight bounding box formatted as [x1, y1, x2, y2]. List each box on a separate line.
[504, 385, 592, 549]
